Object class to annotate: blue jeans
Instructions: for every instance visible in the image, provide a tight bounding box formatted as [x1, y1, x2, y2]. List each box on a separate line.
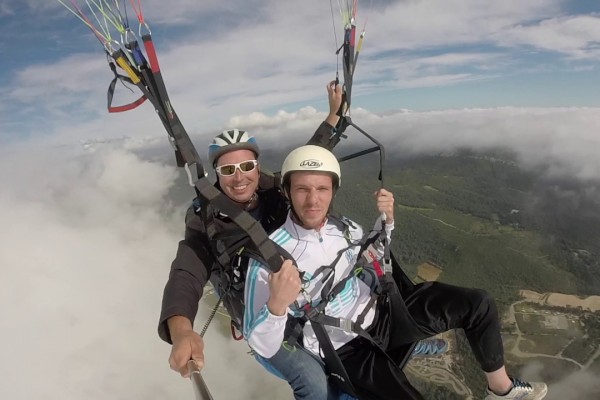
[254, 344, 357, 400]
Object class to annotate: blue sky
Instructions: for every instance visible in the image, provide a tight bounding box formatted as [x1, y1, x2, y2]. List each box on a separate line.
[1, 0, 600, 145]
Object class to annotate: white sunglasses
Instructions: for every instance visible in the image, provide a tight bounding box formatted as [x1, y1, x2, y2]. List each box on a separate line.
[215, 159, 259, 176]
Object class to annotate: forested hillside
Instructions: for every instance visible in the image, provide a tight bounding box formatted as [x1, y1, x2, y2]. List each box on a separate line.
[334, 151, 600, 303]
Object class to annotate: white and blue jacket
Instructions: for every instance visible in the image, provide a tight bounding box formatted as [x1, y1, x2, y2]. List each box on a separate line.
[243, 212, 393, 358]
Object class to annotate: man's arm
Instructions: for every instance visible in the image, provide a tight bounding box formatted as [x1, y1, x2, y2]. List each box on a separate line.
[306, 81, 344, 150]
[159, 205, 214, 377]
[243, 259, 300, 358]
[167, 315, 205, 377]
[158, 206, 212, 343]
[367, 189, 396, 258]
[325, 80, 343, 127]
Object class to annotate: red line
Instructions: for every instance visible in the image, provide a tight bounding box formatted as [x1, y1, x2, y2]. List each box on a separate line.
[129, 0, 144, 23]
[70, 1, 107, 44]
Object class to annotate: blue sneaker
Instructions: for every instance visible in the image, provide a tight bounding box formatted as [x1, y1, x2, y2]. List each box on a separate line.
[411, 338, 448, 357]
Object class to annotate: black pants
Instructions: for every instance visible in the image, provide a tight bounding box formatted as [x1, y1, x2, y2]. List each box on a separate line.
[337, 282, 504, 400]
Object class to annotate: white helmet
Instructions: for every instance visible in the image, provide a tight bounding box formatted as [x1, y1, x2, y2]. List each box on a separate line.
[281, 145, 341, 188]
[208, 129, 260, 166]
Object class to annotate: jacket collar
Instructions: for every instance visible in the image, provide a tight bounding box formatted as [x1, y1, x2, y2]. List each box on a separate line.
[283, 211, 329, 243]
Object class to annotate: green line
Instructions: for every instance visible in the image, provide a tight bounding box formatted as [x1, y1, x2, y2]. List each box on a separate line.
[101, 0, 128, 30]
[57, 0, 109, 43]
[87, 0, 125, 34]
[83, 0, 112, 40]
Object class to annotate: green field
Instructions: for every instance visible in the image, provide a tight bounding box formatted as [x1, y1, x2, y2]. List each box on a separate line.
[562, 338, 598, 364]
[515, 303, 542, 313]
[335, 154, 594, 308]
[519, 334, 571, 355]
[514, 313, 581, 336]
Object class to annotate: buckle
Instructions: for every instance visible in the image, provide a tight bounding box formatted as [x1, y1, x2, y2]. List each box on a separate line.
[382, 257, 393, 274]
[305, 308, 320, 319]
[338, 318, 353, 332]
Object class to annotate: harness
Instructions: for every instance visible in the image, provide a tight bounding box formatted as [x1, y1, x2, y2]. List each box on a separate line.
[194, 178, 289, 339]
[279, 215, 419, 399]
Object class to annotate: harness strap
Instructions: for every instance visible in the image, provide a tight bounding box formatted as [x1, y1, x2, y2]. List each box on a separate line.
[310, 290, 407, 399]
[106, 61, 147, 113]
[140, 33, 203, 170]
[282, 231, 413, 399]
[310, 241, 355, 303]
[305, 264, 416, 400]
[312, 321, 358, 397]
[318, 231, 382, 302]
[284, 319, 305, 348]
[355, 293, 377, 327]
[285, 224, 384, 345]
[309, 313, 376, 343]
[194, 178, 283, 274]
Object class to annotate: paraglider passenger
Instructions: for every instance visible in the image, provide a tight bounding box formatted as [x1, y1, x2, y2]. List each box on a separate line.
[243, 145, 549, 400]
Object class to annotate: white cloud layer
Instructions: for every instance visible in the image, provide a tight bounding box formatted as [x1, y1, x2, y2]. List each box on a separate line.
[229, 106, 600, 182]
[0, 143, 290, 399]
[546, 370, 600, 400]
[497, 15, 600, 59]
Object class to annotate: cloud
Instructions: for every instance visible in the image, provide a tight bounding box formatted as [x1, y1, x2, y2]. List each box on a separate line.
[0, 1, 335, 142]
[128, 0, 265, 25]
[415, 52, 504, 68]
[227, 106, 324, 131]
[546, 370, 600, 400]
[0, 1, 13, 16]
[229, 105, 600, 182]
[362, 0, 563, 50]
[7, 53, 107, 117]
[0, 0, 57, 13]
[513, 362, 600, 400]
[497, 15, 600, 59]
[5, 0, 600, 145]
[0, 141, 291, 399]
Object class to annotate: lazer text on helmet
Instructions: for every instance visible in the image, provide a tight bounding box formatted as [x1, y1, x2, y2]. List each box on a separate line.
[299, 160, 323, 168]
